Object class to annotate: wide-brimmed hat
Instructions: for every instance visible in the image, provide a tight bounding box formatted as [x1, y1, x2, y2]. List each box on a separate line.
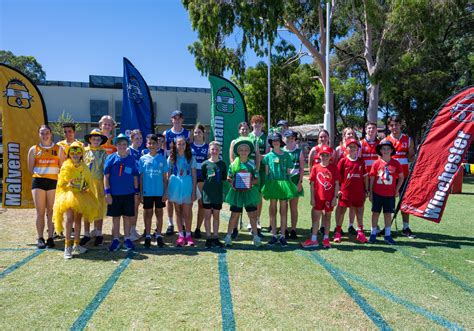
[233, 138, 255, 156]
[267, 132, 286, 147]
[84, 129, 108, 145]
[376, 139, 396, 156]
[344, 138, 360, 148]
[65, 141, 85, 158]
[113, 133, 131, 145]
[318, 145, 334, 157]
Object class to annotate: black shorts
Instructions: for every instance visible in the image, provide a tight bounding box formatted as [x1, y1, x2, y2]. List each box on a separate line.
[371, 192, 395, 214]
[107, 194, 135, 217]
[230, 205, 257, 213]
[202, 203, 222, 210]
[32, 178, 57, 191]
[143, 196, 165, 209]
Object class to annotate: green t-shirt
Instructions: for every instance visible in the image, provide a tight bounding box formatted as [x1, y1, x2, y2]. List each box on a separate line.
[283, 146, 302, 176]
[201, 160, 227, 204]
[262, 151, 292, 181]
[249, 131, 267, 156]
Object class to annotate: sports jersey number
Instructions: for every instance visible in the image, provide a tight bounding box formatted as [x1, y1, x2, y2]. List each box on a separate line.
[377, 168, 393, 185]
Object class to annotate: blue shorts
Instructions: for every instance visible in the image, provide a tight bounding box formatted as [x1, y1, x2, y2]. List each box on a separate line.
[371, 192, 395, 214]
[107, 194, 135, 217]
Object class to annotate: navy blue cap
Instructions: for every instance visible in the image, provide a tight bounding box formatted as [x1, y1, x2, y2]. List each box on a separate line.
[277, 120, 289, 127]
[283, 129, 297, 138]
[170, 110, 183, 118]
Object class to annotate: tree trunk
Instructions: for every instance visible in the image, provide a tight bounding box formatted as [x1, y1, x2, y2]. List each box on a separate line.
[367, 81, 379, 123]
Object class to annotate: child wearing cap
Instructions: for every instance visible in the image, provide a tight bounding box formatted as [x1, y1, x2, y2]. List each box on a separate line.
[224, 139, 262, 247]
[80, 129, 109, 247]
[53, 142, 99, 259]
[334, 138, 369, 244]
[201, 141, 227, 248]
[262, 132, 298, 246]
[303, 145, 340, 249]
[283, 130, 304, 239]
[104, 134, 140, 251]
[368, 139, 404, 245]
[139, 134, 169, 248]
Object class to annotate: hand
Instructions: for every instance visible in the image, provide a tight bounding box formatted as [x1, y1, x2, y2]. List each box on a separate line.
[331, 196, 337, 207]
[162, 193, 168, 203]
[297, 182, 303, 192]
[310, 199, 315, 207]
[369, 192, 373, 202]
[140, 195, 144, 204]
[105, 194, 113, 205]
[337, 191, 342, 199]
[192, 191, 196, 202]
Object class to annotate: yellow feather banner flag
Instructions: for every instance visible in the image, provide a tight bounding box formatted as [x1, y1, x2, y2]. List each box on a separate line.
[1, 64, 48, 208]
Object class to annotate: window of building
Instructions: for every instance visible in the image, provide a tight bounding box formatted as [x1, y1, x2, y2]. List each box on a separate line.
[180, 103, 197, 125]
[90, 100, 109, 123]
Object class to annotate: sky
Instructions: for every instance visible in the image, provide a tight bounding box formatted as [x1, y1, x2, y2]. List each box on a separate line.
[0, 0, 301, 89]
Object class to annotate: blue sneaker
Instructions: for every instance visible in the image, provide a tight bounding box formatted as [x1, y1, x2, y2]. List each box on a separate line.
[369, 234, 377, 244]
[384, 235, 396, 245]
[124, 238, 135, 251]
[108, 239, 121, 252]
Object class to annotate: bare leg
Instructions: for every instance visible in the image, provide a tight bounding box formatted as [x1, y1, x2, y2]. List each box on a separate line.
[174, 203, 183, 234]
[247, 210, 258, 235]
[32, 189, 46, 238]
[112, 217, 121, 239]
[204, 209, 212, 237]
[335, 205, 347, 228]
[323, 211, 332, 237]
[289, 197, 298, 231]
[65, 209, 74, 246]
[311, 209, 322, 237]
[123, 216, 132, 237]
[144, 208, 153, 236]
[183, 203, 193, 233]
[269, 199, 278, 236]
[74, 213, 82, 244]
[155, 208, 163, 235]
[212, 210, 220, 237]
[195, 182, 204, 231]
[227, 212, 241, 235]
[279, 200, 288, 236]
[45, 190, 55, 239]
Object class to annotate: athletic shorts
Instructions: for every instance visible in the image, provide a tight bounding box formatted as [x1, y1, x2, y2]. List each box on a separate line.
[143, 196, 165, 209]
[202, 203, 223, 210]
[338, 197, 365, 208]
[313, 199, 334, 212]
[371, 192, 395, 214]
[32, 178, 57, 191]
[107, 194, 135, 217]
[230, 205, 257, 213]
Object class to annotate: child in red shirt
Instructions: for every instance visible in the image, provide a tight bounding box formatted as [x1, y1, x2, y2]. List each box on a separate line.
[303, 146, 340, 249]
[334, 139, 369, 244]
[369, 140, 404, 245]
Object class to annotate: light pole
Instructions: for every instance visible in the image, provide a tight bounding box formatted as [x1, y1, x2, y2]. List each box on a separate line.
[267, 40, 271, 133]
[324, 0, 333, 144]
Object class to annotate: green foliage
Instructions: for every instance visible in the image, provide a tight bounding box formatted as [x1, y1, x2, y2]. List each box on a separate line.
[50, 111, 82, 138]
[0, 50, 46, 83]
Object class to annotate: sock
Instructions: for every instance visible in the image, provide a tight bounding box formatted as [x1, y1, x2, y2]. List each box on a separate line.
[385, 226, 391, 236]
[96, 230, 102, 236]
[371, 227, 378, 235]
[156, 234, 163, 238]
[168, 218, 173, 226]
[323, 235, 329, 240]
[74, 239, 79, 246]
[335, 225, 342, 232]
[113, 237, 119, 241]
[403, 222, 409, 230]
[178, 232, 184, 237]
[124, 236, 130, 241]
[311, 234, 317, 242]
[65, 239, 71, 247]
[358, 226, 363, 232]
[130, 226, 136, 231]
[146, 235, 151, 239]
[348, 222, 354, 228]
[84, 231, 90, 237]
[186, 231, 192, 237]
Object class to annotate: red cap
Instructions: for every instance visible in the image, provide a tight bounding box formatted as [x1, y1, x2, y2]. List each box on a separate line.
[318, 145, 333, 157]
[345, 138, 360, 148]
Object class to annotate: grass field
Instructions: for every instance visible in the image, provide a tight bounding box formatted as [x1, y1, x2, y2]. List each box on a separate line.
[0, 177, 473, 330]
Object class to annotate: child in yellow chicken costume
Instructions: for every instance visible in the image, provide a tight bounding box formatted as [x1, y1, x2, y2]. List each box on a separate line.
[53, 142, 99, 259]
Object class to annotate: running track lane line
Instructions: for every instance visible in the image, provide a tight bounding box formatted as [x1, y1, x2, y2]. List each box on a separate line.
[396, 246, 474, 294]
[0, 249, 44, 280]
[70, 251, 134, 331]
[218, 252, 236, 331]
[296, 250, 392, 331]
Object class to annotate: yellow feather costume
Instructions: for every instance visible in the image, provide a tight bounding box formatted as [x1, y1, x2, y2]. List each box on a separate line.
[53, 159, 99, 233]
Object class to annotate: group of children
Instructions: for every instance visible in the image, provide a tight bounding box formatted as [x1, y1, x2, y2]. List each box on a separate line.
[31, 111, 410, 259]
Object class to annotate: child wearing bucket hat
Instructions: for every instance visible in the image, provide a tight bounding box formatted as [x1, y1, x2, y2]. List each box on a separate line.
[224, 138, 262, 247]
[52, 142, 99, 259]
[368, 139, 404, 245]
[261, 132, 298, 246]
[334, 138, 369, 244]
[80, 129, 109, 247]
[303, 145, 340, 249]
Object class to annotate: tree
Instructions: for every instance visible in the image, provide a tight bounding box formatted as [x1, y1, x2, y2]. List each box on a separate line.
[0, 50, 46, 83]
[182, 0, 344, 142]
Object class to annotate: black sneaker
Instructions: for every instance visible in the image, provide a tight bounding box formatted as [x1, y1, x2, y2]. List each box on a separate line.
[37, 237, 46, 249]
[46, 237, 55, 248]
[279, 236, 288, 247]
[266, 225, 272, 233]
[401, 227, 416, 238]
[194, 228, 202, 239]
[156, 236, 164, 248]
[205, 239, 213, 248]
[257, 229, 264, 238]
[348, 226, 357, 236]
[144, 237, 152, 249]
[142, 230, 147, 238]
[79, 236, 91, 246]
[290, 229, 298, 239]
[165, 225, 174, 236]
[231, 227, 239, 239]
[213, 238, 224, 248]
[267, 236, 279, 246]
[53, 232, 61, 239]
[318, 227, 325, 236]
[94, 235, 104, 246]
[284, 229, 290, 239]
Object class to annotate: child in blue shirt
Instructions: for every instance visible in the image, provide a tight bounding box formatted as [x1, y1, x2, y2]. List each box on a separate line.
[139, 134, 168, 248]
[104, 133, 140, 251]
[191, 123, 209, 238]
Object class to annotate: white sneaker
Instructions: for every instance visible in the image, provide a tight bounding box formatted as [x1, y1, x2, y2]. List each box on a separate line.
[247, 223, 252, 230]
[253, 235, 262, 247]
[224, 235, 232, 247]
[90, 229, 98, 238]
[73, 245, 88, 254]
[64, 246, 73, 260]
[129, 230, 141, 242]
